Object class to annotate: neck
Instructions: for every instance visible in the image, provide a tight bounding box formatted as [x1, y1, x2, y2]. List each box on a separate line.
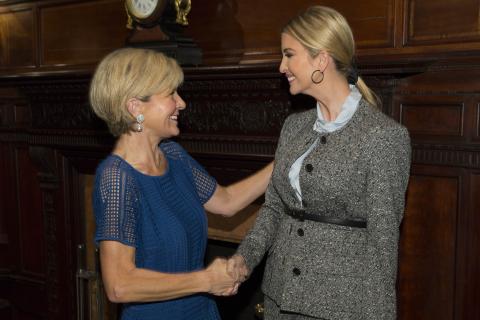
[113, 132, 165, 175]
[309, 73, 351, 122]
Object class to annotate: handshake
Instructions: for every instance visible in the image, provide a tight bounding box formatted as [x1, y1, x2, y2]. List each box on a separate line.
[204, 254, 249, 296]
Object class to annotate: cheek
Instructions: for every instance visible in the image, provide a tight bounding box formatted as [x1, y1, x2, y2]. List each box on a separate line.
[161, 102, 176, 115]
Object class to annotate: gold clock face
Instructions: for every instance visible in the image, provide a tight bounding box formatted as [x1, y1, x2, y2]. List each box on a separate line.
[126, 0, 167, 25]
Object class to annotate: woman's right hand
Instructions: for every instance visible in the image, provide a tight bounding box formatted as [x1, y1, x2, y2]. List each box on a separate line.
[204, 257, 237, 296]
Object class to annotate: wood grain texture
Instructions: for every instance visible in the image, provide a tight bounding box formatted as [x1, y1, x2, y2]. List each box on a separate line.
[398, 172, 458, 320]
[0, 6, 35, 68]
[406, 0, 480, 45]
[39, 0, 128, 66]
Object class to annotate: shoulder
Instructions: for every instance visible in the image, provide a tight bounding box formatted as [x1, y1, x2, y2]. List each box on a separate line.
[281, 108, 316, 135]
[354, 102, 411, 166]
[359, 100, 410, 144]
[94, 155, 138, 189]
[160, 140, 203, 171]
[96, 155, 129, 178]
[160, 140, 191, 163]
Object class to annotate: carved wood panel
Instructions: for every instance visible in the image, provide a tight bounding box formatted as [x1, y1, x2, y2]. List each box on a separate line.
[10, 278, 46, 320]
[398, 170, 458, 320]
[16, 146, 45, 276]
[39, 0, 128, 66]
[398, 95, 467, 138]
[401, 102, 464, 136]
[0, 143, 14, 266]
[406, 0, 480, 46]
[476, 102, 480, 141]
[0, 5, 35, 68]
[458, 172, 480, 320]
[186, 0, 395, 64]
[1, 0, 480, 74]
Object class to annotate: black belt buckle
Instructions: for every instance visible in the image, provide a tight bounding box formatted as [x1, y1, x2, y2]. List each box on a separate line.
[291, 209, 305, 221]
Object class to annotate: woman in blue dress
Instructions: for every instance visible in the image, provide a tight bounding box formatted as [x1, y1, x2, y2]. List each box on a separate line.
[89, 48, 273, 320]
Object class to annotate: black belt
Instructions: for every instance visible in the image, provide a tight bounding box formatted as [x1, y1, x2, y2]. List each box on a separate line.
[286, 209, 367, 229]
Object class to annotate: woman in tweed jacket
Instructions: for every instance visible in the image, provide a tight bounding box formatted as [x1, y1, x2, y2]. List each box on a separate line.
[228, 6, 411, 320]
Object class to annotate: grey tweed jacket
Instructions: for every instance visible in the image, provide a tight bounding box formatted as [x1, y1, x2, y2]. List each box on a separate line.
[237, 100, 411, 320]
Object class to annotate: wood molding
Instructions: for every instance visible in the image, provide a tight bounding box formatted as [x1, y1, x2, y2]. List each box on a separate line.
[28, 146, 60, 318]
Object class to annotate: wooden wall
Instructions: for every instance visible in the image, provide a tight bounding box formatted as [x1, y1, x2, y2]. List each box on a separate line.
[0, 0, 479, 319]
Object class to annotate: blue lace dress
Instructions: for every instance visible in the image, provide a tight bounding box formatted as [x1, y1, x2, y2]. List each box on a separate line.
[93, 140, 220, 320]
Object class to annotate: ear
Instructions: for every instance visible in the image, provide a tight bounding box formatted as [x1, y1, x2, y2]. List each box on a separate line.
[313, 50, 330, 71]
[126, 98, 141, 117]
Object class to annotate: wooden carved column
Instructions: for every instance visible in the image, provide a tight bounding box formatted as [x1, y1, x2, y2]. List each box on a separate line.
[28, 146, 62, 320]
[17, 76, 103, 320]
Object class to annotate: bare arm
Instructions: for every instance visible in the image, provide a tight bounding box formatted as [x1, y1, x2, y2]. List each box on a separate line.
[204, 161, 273, 217]
[99, 240, 236, 303]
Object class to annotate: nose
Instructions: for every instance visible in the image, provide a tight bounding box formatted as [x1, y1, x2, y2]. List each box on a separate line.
[175, 93, 186, 110]
[279, 56, 287, 74]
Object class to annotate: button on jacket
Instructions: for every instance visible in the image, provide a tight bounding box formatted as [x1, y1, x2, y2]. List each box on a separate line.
[237, 100, 411, 320]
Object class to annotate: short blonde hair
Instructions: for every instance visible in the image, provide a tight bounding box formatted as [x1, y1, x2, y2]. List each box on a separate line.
[283, 6, 380, 107]
[89, 48, 184, 136]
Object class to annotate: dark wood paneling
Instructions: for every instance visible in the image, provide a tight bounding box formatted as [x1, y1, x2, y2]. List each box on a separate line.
[186, 0, 395, 64]
[406, 0, 480, 46]
[455, 172, 480, 320]
[0, 2, 479, 318]
[398, 171, 458, 320]
[394, 68, 480, 147]
[28, 146, 75, 320]
[0, 87, 22, 129]
[320, 0, 395, 48]
[15, 147, 45, 276]
[0, 143, 13, 267]
[0, 143, 9, 246]
[0, 6, 35, 68]
[10, 277, 46, 319]
[395, 67, 480, 94]
[400, 101, 464, 136]
[476, 102, 480, 140]
[39, 0, 128, 66]
[2, 0, 480, 71]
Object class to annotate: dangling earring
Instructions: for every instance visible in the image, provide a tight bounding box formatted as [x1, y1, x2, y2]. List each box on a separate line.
[132, 114, 144, 132]
[311, 69, 324, 84]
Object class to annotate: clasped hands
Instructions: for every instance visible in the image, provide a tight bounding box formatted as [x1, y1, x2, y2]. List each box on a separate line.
[205, 254, 249, 296]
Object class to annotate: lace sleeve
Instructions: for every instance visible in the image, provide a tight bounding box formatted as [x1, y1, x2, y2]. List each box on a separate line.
[162, 141, 217, 204]
[189, 161, 217, 204]
[93, 158, 139, 247]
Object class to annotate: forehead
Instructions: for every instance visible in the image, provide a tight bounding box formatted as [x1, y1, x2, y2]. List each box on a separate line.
[281, 33, 304, 51]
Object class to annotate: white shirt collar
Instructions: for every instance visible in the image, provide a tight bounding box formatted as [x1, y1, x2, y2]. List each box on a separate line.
[313, 85, 362, 133]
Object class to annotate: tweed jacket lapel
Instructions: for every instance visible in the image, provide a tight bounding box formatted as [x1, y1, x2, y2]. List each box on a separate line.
[276, 110, 318, 210]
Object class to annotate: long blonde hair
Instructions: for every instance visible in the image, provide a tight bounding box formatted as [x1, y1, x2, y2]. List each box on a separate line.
[283, 6, 380, 107]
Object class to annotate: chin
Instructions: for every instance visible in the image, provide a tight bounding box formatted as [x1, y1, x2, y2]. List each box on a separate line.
[289, 86, 300, 95]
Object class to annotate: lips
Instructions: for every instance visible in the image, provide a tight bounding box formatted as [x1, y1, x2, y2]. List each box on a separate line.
[286, 73, 295, 83]
[170, 115, 178, 121]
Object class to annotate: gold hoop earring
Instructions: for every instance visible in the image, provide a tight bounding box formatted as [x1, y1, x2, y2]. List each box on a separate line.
[311, 70, 324, 84]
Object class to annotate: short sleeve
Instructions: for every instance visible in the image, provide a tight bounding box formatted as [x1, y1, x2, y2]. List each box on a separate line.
[93, 158, 139, 247]
[162, 141, 217, 204]
[188, 158, 217, 204]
